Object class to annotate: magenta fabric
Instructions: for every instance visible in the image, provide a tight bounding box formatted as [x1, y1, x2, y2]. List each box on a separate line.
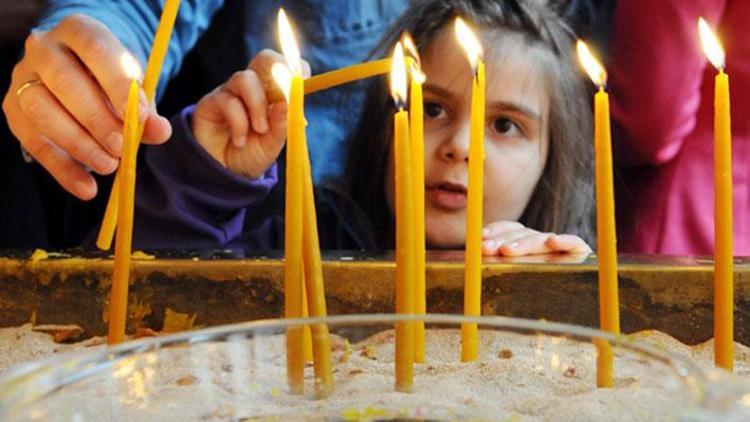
[609, 0, 750, 255]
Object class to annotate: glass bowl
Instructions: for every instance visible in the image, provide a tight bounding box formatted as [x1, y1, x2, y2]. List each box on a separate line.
[0, 314, 744, 421]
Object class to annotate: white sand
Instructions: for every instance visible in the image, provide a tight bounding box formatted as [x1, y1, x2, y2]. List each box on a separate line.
[2, 324, 749, 420]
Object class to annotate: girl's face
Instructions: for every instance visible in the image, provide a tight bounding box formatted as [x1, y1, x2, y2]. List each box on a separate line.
[385, 29, 551, 248]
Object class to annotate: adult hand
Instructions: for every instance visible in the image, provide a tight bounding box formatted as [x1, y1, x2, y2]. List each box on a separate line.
[2, 14, 172, 200]
[192, 49, 311, 179]
[481, 221, 592, 256]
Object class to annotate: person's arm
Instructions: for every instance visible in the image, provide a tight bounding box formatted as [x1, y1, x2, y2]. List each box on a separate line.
[37, 0, 224, 100]
[132, 106, 278, 250]
[608, 0, 726, 167]
[2, 0, 224, 200]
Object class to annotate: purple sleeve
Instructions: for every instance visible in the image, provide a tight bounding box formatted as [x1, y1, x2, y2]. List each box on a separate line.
[132, 105, 278, 249]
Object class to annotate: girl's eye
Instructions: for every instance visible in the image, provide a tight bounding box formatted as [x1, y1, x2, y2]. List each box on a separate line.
[424, 102, 446, 119]
[492, 117, 521, 137]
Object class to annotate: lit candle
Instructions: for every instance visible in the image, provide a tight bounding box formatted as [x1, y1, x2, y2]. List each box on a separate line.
[275, 9, 306, 394]
[455, 18, 485, 363]
[699, 17, 734, 372]
[403, 34, 426, 364]
[391, 41, 415, 392]
[107, 53, 142, 345]
[97, 0, 182, 251]
[276, 9, 334, 396]
[577, 40, 620, 387]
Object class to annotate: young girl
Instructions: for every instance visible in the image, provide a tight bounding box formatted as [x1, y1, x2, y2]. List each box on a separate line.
[131, 0, 594, 256]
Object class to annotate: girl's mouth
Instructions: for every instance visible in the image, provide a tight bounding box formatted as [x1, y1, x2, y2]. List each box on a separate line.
[426, 181, 467, 211]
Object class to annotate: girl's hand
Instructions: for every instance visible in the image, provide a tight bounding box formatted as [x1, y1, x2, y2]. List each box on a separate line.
[481, 221, 592, 256]
[192, 49, 311, 179]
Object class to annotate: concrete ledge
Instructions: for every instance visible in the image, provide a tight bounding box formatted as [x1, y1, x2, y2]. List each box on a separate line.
[1, 251, 748, 345]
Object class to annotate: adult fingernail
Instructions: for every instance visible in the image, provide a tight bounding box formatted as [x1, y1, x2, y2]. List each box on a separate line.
[92, 151, 117, 174]
[235, 135, 247, 147]
[105, 132, 123, 156]
[73, 180, 95, 200]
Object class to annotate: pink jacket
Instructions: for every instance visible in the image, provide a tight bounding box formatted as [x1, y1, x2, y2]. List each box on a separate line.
[609, 0, 750, 255]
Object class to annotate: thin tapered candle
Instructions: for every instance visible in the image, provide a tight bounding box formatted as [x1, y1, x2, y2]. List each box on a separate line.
[699, 17, 734, 371]
[284, 71, 305, 395]
[392, 42, 415, 392]
[267, 58, 416, 103]
[97, 0, 182, 250]
[455, 18, 485, 363]
[107, 54, 141, 345]
[404, 34, 426, 363]
[577, 40, 620, 388]
[301, 131, 334, 398]
[275, 9, 307, 394]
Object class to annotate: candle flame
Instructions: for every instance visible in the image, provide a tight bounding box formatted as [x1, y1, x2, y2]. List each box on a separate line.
[576, 40, 607, 87]
[401, 33, 426, 84]
[454, 18, 483, 72]
[120, 52, 142, 80]
[390, 42, 407, 108]
[271, 62, 292, 102]
[278, 8, 302, 75]
[698, 17, 725, 70]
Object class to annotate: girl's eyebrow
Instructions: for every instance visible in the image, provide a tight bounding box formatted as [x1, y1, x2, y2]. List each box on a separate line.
[422, 83, 459, 101]
[487, 101, 541, 121]
[424, 83, 541, 121]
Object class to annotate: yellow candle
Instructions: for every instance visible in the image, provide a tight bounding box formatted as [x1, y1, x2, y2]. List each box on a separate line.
[455, 18, 485, 363]
[97, 0, 182, 251]
[699, 17, 734, 371]
[409, 61, 426, 363]
[284, 73, 306, 395]
[267, 58, 408, 103]
[594, 86, 620, 387]
[301, 133, 334, 398]
[107, 55, 142, 345]
[391, 42, 415, 392]
[576, 40, 620, 388]
[714, 68, 733, 371]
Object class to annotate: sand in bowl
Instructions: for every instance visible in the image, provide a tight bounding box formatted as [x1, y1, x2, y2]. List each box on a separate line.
[1, 315, 749, 421]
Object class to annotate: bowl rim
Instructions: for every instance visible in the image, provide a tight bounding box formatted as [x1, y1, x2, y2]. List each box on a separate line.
[0, 313, 709, 411]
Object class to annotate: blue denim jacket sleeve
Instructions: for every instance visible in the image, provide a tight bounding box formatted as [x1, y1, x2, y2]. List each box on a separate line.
[36, 0, 225, 100]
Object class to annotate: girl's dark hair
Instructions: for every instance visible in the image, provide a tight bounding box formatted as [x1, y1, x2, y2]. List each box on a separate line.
[342, 0, 595, 248]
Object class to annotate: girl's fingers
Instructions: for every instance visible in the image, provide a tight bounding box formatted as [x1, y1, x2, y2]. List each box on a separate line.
[249, 49, 286, 92]
[300, 58, 312, 78]
[481, 227, 533, 255]
[215, 92, 250, 148]
[482, 221, 525, 239]
[499, 233, 554, 256]
[224, 70, 268, 134]
[546, 234, 592, 253]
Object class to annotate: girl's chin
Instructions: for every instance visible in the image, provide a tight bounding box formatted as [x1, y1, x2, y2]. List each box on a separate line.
[425, 233, 465, 250]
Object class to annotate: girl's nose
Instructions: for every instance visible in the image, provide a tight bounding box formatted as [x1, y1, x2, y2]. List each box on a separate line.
[437, 125, 470, 163]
